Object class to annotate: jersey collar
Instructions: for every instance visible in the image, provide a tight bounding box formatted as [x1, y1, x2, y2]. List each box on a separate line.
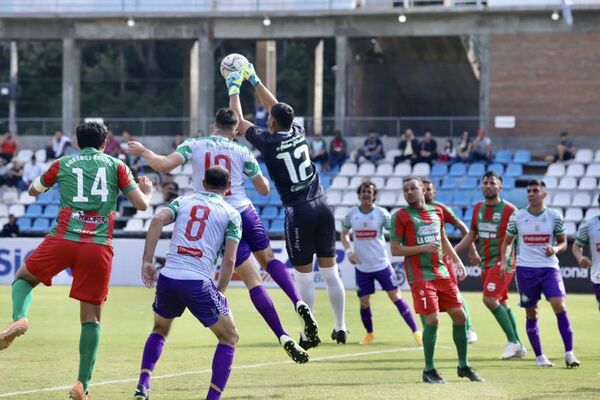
[80, 147, 101, 155]
[198, 191, 221, 199]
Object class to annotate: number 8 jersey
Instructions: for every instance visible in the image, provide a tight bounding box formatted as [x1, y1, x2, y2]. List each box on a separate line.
[38, 147, 138, 246]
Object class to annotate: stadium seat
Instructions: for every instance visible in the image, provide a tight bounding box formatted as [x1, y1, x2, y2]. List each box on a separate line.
[505, 189, 528, 208]
[459, 177, 478, 190]
[252, 193, 270, 207]
[334, 206, 349, 220]
[463, 206, 475, 221]
[513, 150, 531, 164]
[349, 176, 363, 188]
[124, 218, 145, 232]
[385, 177, 403, 190]
[378, 191, 396, 207]
[494, 150, 513, 164]
[575, 149, 594, 164]
[435, 191, 453, 205]
[546, 163, 566, 177]
[585, 208, 600, 219]
[552, 193, 571, 208]
[17, 217, 32, 231]
[376, 163, 393, 177]
[0, 217, 7, 228]
[331, 176, 348, 190]
[572, 193, 592, 207]
[43, 204, 59, 218]
[0, 204, 6, 217]
[503, 177, 516, 189]
[558, 177, 577, 190]
[320, 176, 331, 189]
[441, 177, 458, 190]
[370, 176, 385, 188]
[2, 190, 18, 204]
[36, 191, 55, 205]
[394, 163, 412, 176]
[342, 192, 357, 206]
[339, 163, 358, 176]
[135, 206, 154, 219]
[170, 164, 183, 175]
[487, 163, 504, 176]
[267, 192, 281, 206]
[16, 149, 33, 163]
[454, 192, 472, 207]
[578, 177, 597, 191]
[149, 191, 163, 206]
[449, 163, 467, 177]
[397, 192, 408, 207]
[566, 163, 585, 178]
[586, 164, 600, 178]
[564, 222, 577, 237]
[384, 150, 402, 164]
[268, 219, 285, 235]
[430, 163, 448, 177]
[326, 189, 342, 205]
[182, 163, 194, 176]
[564, 207, 583, 222]
[471, 189, 485, 203]
[174, 175, 191, 189]
[357, 163, 376, 177]
[261, 206, 278, 220]
[412, 163, 430, 177]
[467, 163, 485, 177]
[17, 191, 36, 205]
[162, 223, 174, 233]
[543, 177, 558, 190]
[34, 149, 47, 163]
[505, 163, 523, 177]
[8, 204, 25, 218]
[595, 150, 600, 163]
[25, 204, 43, 218]
[31, 218, 50, 232]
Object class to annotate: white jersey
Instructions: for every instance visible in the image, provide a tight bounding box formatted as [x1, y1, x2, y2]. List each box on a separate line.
[575, 216, 600, 284]
[342, 205, 392, 273]
[160, 192, 242, 281]
[506, 207, 566, 269]
[175, 135, 262, 211]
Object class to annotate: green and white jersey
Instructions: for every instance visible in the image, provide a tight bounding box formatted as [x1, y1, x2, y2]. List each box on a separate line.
[575, 216, 600, 284]
[506, 207, 565, 269]
[161, 192, 242, 281]
[342, 205, 391, 273]
[175, 136, 262, 211]
[38, 147, 137, 246]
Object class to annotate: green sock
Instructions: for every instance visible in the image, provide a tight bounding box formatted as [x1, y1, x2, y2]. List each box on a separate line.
[423, 323, 438, 372]
[419, 314, 426, 329]
[491, 305, 518, 343]
[12, 279, 33, 321]
[460, 293, 473, 331]
[506, 306, 521, 343]
[452, 324, 468, 368]
[78, 322, 101, 392]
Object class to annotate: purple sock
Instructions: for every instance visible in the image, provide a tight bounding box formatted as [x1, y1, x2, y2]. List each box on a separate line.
[360, 307, 373, 333]
[249, 285, 287, 338]
[138, 333, 165, 389]
[526, 319, 543, 357]
[556, 311, 574, 352]
[206, 343, 235, 400]
[395, 299, 419, 333]
[267, 259, 302, 306]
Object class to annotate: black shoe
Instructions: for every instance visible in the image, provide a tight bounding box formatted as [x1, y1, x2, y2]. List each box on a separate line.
[133, 384, 150, 400]
[422, 369, 446, 384]
[296, 302, 320, 347]
[299, 335, 321, 350]
[331, 329, 347, 344]
[457, 366, 485, 382]
[282, 336, 310, 364]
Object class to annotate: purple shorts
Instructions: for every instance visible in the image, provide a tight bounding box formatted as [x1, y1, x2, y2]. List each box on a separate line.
[593, 283, 600, 305]
[152, 274, 229, 327]
[355, 266, 399, 297]
[516, 266, 566, 308]
[235, 205, 271, 267]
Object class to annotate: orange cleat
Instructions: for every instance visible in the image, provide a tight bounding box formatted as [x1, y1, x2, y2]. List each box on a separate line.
[413, 331, 423, 346]
[68, 381, 88, 400]
[359, 332, 375, 345]
[0, 318, 29, 351]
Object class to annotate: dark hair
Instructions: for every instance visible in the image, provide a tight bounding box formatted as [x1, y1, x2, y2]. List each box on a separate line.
[560, 131, 569, 137]
[421, 178, 433, 186]
[214, 108, 238, 131]
[76, 122, 108, 150]
[403, 176, 423, 185]
[205, 165, 230, 190]
[597, 193, 600, 204]
[482, 171, 503, 183]
[270, 103, 294, 130]
[356, 181, 378, 196]
[527, 179, 546, 188]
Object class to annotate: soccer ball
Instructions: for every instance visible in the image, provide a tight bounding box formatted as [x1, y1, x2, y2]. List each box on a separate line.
[220, 53, 249, 79]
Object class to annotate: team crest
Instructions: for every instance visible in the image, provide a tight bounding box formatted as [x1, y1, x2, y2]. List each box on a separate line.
[493, 213, 501, 222]
[535, 225, 540, 232]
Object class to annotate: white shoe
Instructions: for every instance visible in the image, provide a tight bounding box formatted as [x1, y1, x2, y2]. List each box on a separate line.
[535, 354, 554, 367]
[516, 344, 527, 358]
[565, 351, 581, 368]
[466, 330, 478, 344]
[500, 342, 522, 360]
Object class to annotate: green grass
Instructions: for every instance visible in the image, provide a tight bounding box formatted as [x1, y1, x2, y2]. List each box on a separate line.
[0, 286, 599, 399]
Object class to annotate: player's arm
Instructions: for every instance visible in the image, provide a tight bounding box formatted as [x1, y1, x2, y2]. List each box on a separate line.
[251, 175, 270, 196]
[573, 222, 592, 268]
[545, 233, 567, 257]
[217, 239, 239, 294]
[28, 177, 48, 197]
[29, 159, 59, 196]
[442, 229, 467, 280]
[128, 141, 182, 173]
[341, 229, 359, 265]
[229, 93, 255, 136]
[141, 208, 173, 288]
[390, 241, 439, 257]
[500, 233, 516, 278]
[254, 82, 278, 113]
[126, 176, 153, 211]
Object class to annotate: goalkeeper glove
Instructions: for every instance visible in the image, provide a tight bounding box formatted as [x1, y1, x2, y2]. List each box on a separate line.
[242, 62, 261, 87]
[226, 70, 244, 96]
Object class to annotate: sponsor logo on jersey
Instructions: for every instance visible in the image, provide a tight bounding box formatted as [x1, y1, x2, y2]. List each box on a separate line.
[355, 230, 377, 239]
[71, 211, 107, 224]
[486, 282, 496, 292]
[417, 223, 440, 236]
[493, 212, 501, 222]
[177, 245, 204, 258]
[478, 222, 498, 232]
[523, 234, 550, 245]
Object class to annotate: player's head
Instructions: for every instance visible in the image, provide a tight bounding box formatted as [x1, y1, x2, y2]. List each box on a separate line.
[269, 102, 294, 132]
[403, 176, 424, 207]
[356, 181, 378, 206]
[526, 179, 547, 207]
[481, 171, 503, 200]
[76, 121, 108, 150]
[421, 178, 435, 204]
[212, 107, 239, 139]
[203, 165, 231, 197]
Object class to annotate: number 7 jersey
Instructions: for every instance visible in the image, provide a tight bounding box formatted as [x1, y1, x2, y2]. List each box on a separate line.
[39, 147, 138, 246]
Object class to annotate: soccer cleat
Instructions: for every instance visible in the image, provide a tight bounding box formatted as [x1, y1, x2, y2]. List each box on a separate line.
[413, 331, 423, 346]
[359, 332, 374, 345]
[457, 366, 485, 382]
[466, 329, 478, 344]
[331, 329, 347, 344]
[0, 317, 29, 351]
[133, 384, 150, 400]
[422, 369, 446, 384]
[565, 352, 581, 369]
[68, 381, 88, 400]
[516, 344, 528, 359]
[535, 354, 554, 368]
[296, 302, 320, 349]
[501, 342, 522, 360]
[280, 335, 309, 364]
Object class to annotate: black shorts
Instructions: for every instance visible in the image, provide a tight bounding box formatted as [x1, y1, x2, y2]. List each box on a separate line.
[284, 197, 336, 266]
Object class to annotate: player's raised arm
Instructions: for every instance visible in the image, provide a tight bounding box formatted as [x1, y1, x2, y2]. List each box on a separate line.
[128, 140, 182, 173]
[141, 208, 173, 288]
[226, 70, 255, 136]
[126, 176, 153, 211]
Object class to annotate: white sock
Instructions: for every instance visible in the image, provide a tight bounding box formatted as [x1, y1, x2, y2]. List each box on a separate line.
[319, 265, 346, 331]
[294, 270, 315, 312]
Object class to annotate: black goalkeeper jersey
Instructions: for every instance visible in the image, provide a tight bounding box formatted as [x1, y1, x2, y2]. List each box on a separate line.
[246, 123, 324, 207]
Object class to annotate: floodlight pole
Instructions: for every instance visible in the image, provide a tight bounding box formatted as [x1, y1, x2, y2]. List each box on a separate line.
[9, 41, 18, 136]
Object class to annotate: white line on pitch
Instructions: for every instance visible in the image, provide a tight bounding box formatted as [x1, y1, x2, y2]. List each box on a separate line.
[0, 346, 422, 398]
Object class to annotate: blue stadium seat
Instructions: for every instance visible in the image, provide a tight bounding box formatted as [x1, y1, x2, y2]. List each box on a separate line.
[487, 163, 504, 176]
[36, 191, 53, 205]
[504, 189, 528, 208]
[261, 206, 278, 220]
[467, 163, 486, 177]
[449, 163, 467, 177]
[430, 163, 448, 177]
[503, 176, 516, 189]
[43, 205, 60, 218]
[459, 177, 478, 190]
[505, 163, 523, 177]
[268, 219, 285, 235]
[441, 177, 458, 190]
[321, 176, 332, 189]
[445, 225, 457, 237]
[471, 189, 485, 203]
[463, 206, 475, 221]
[429, 177, 442, 188]
[494, 150, 513, 164]
[268, 192, 281, 206]
[17, 217, 32, 231]
[25, 204, 43, 218]
[278, 208, 286, 219]
[321, 165, 339, 177]
[436, 191, 453, 205]
[513, 150, 532, 164]
[50, 190, 61, 204]
[243, 179, 254, 189]
[454, 191, 472, 207]
[31, 218, 50, 232]
[252, 193, 269, 207]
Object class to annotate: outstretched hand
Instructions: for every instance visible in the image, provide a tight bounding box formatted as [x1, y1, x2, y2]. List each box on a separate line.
[226, 70, 244, 96]
[141, 261, 158, 288]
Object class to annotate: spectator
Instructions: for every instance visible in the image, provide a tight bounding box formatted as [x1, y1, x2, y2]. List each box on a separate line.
[0, 160, 23, 188]
[103, 131, 121, 157]
[0, 131, 18, 163]
[545, 131, 576, 163]
[354, 130, 384, 164]
[1, 214, 19, 237]
[309, 131, 329, 171]
[470, 128, 492, 163]
[21, 155, 43, 191]
[172, 134, 184, 151]
[439, 139, 456, 163]
[394, 128, 419, 165]
[191, 129, 204, 138]
[457, 130, 473, 162]
[328, 130, 348, 170]
[414, 130, 438, 166]
[161, 173, 179, 203]
[46, 130, 72, 159]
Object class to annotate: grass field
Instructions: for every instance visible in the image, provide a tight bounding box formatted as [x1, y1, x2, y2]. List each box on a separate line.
[0, 286, 599, 399]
